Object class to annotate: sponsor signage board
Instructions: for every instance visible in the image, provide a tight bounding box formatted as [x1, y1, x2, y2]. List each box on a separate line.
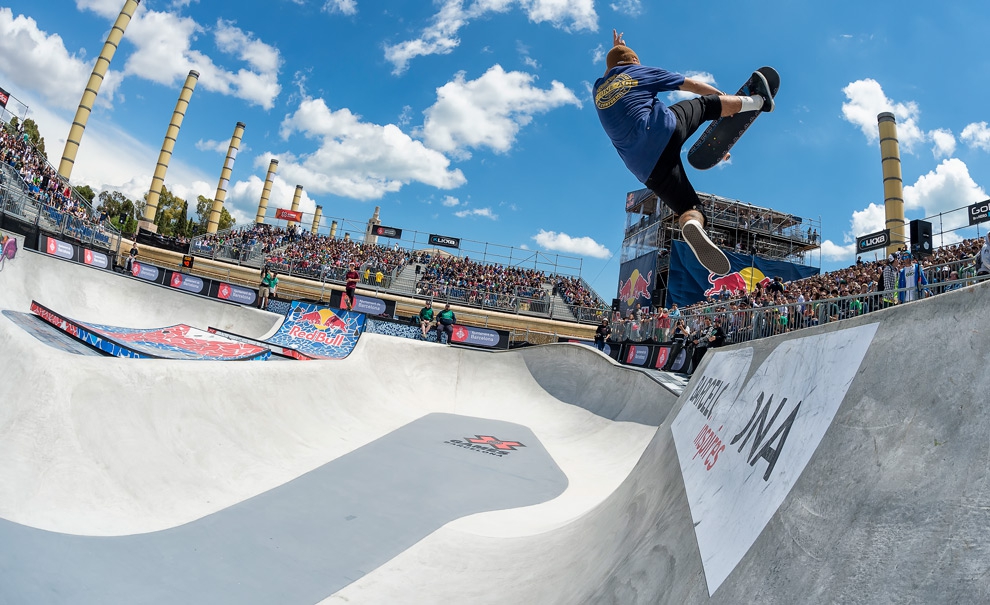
[670, 324, 879, 595]
[856, 229, 890, 253]
[374, 225, 402, 239]
[0, 87, 8, 108]
[968, 199, 990, 226]
[429, 233, 460, 249]
[274, 208, 303, 222]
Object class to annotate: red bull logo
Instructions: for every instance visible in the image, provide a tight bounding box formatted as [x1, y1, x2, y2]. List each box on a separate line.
[287, 325, 345, 346]
[704, 267, 768, 297]
[292, 307, 348, 332]
[618, 269, 653, 306]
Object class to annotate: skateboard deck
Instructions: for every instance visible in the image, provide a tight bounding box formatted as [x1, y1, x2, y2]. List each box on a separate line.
[687, 66, 779, 170]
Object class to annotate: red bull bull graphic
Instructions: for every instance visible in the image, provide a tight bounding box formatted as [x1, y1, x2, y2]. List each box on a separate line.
[617, 251, 658, 315]
[270, 301, 365, 359]
[704, 267, 770, 298]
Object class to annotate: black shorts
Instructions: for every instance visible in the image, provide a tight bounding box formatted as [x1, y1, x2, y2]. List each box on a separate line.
[644, 94, 722, 216]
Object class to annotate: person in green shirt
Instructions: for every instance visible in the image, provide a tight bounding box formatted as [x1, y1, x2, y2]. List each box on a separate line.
[436, 302, 457, 345]
[259, 270, 278, 310]
[419, 300, 435, 339]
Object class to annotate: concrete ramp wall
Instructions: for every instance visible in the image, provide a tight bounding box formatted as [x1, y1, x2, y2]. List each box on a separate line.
[335, 279, 990, 604]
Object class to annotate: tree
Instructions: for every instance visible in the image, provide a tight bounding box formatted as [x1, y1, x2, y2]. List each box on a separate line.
[149, 186, 188, 236]
[195, 195, 237, 232]
[75, 185, 96, 205]
[20, 119, 47, 159]
[97, 190, 136, 222]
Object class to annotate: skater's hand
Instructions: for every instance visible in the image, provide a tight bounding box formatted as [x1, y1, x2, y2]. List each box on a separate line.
[613, 29, 625, 46]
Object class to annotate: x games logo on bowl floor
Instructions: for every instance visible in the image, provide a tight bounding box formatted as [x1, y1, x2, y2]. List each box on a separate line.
[444, 435, 526, 457]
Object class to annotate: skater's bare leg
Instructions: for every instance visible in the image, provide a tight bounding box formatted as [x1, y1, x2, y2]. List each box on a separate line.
[678, 208, 705, 229]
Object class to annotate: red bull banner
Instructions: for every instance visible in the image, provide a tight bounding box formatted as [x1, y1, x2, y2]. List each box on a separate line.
[616, 250, 657, 316]
[666, 240, 818, 307]
[269, 301, 365, 359]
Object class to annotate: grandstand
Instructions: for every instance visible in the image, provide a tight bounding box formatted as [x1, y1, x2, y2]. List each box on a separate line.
[0, 122, 121, 257]
[621, 187, 821, 308]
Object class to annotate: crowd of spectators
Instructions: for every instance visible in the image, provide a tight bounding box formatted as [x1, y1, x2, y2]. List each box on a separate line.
[609, 237, 987, 345]
[264, 232, 409, 283]
[194, 223, 291, 260]
[0, 125, 94, 222]
[414, 252, 553, 312]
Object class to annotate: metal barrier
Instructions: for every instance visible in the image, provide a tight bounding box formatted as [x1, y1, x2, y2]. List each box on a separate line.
[609, 274, 989, 347]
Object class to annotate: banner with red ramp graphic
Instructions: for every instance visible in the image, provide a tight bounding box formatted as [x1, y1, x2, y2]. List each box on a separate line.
[30, 301, 270, 361]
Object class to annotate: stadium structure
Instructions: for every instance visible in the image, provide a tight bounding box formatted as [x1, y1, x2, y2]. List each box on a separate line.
[617, 188, 822, 310]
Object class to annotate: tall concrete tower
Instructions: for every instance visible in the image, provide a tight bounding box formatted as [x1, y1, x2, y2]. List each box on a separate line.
[140, 70, 199, 231]
[312, 205, 323, 235]
[365, 206, 382, 245]
[207, 121, 245, 234]
[878, 112, 907, 256]
[58, 0, 142, 181]
[330, 220, 338, 239]
[288, 185, 303, 229]
[255, 159, 278, 224]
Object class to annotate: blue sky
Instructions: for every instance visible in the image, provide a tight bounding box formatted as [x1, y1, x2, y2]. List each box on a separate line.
[1, 0, 988, 298]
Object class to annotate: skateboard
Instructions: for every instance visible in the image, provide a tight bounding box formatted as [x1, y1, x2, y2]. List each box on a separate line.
[687, 66, 779, 170]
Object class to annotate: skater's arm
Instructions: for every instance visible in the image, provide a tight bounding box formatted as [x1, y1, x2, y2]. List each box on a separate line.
[679, 77, 724, 97]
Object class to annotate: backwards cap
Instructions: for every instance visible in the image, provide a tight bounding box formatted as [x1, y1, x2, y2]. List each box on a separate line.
[606, 45, 639, 72]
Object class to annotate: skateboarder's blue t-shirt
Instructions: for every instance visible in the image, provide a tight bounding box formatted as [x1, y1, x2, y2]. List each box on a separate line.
[594, 64, 685, 183]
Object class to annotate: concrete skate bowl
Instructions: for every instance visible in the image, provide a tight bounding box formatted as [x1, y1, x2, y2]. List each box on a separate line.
[0, 243, 677, 604]
[1, 241, 988, 603]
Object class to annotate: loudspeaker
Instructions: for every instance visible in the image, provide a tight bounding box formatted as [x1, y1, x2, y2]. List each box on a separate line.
[611, 298, 621, 313]
[651, 288, 666, 308]
[910, 219, 933, 256]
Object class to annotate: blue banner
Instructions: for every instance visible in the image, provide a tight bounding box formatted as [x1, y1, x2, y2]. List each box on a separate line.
[616, 250, 657, 316]
[666, 240, 818, 307]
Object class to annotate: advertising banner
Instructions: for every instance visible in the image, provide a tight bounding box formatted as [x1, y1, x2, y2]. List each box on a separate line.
[0, 87, 8, 108]
[275, 208, 303, 222]
[429, 233, 460, 249]
[670, 324, 878, 595]
[616, 250, 657, 316]
[42, 235, 112, 270]
[373, 225, 402, 239]
[855, 229, 891, 253]
[269, 301, 365, 359]
[666, 240, 819, 307]
[327, 290, 396, 317]
[968, 199, 990, 226]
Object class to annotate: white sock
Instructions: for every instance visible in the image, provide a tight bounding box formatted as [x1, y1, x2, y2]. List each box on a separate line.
[739, 95, 764, 112]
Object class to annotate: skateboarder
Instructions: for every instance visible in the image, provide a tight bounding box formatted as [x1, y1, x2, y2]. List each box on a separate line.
[594, 30, 773, 275]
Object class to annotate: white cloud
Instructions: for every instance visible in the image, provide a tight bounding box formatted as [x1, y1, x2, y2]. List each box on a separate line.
[323, 0, 357, 16]
[276, 97, 466, 200]
[930, 128, 955, 159]
[840, 78, 926, 150]
[72, 2, 282, 109]
[609, 0, 643, 16]
[454, 207, 498, 219]
[819, 202, 886, 262]
[591, 43, 605, 65]
[668, 71, 716, 102]
[419, 64, 580, 158]
[441, 195, 461, 207]
[904, 158, 987, 233]
[532, 229, 611, 258]
[0, 8, 121, 110]
[384, 0, 597, 74]
[819, 239, 856, 262]
[195, 139, 231, 153]
[961, 121, 990, 152]
[224, 175, 319, 226]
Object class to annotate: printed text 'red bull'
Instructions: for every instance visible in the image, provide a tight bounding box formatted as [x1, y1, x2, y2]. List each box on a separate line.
[288, 325, 345, 346]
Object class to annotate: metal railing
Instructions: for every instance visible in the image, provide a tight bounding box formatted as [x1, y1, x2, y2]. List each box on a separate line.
[608, 274, 989, 346]
[0, 182, 120, 252]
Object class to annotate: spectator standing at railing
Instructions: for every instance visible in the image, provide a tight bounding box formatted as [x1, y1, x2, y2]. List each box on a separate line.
[898, 258, 929, 303]
[594, 318, 611, 351]
[688, 316, 725, 375]
[881, 257, 899, 307]
[979, 233, 990, 276]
